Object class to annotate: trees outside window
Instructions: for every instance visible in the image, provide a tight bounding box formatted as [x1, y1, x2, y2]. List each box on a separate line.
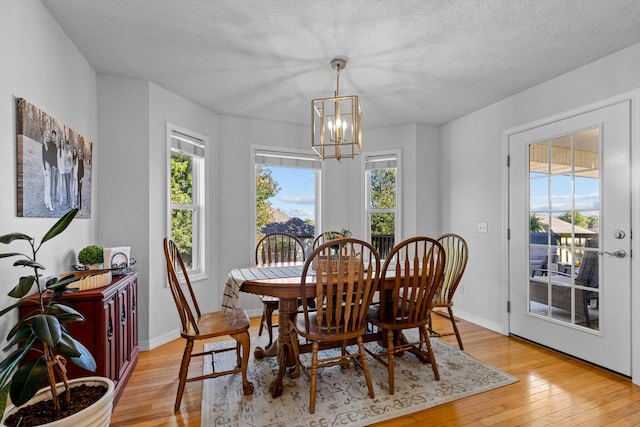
[168, 124, 206, 276]
[365, 152, 400, 259]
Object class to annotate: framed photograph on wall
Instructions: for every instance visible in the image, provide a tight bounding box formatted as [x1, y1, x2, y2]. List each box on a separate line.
[16, 98, 92, 218]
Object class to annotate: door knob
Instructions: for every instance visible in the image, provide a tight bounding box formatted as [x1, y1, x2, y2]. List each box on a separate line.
[599, 249, 626, 258]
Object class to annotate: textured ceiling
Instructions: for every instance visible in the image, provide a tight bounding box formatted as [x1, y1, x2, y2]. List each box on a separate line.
[42, 0, 640, 127]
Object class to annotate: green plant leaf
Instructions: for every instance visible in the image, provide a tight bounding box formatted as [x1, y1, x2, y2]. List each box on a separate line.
[46, 273, 84, 290]
[0, 300, 22, 318]
[55, 332, 81, 358]
[0, 233, 32, 245]
[44, 276, 59, 288]
[32, 315, 61, 348]
[3, 323, 35, 352]
[41, 208, 79, 244]
[9, 358, 48, 407]
[13, 259, 45, 270]
[67, 338, 96, 373]
[6, 311, 37, 341]
[0, 337, 37, 391]
[0, 385, 8, 422]
[7, 276, 36, 298]
[0, 252, 26, 259]
[47, 303, 85, 324]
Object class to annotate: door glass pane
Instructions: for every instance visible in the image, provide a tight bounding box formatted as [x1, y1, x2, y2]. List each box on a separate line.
[528, 128, 599, 331]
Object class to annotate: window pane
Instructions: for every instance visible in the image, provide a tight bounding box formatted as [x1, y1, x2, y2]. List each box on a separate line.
[171, 152, 193, 204]
[172, 208, 193, 269]
[370, 213, 395, 259]
[255, 164, 316, 250]
[370, 169, 396, 209]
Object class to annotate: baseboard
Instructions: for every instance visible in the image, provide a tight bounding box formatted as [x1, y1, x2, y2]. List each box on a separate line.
[139, 328, 180, 351]
[453, 308, 507, 335]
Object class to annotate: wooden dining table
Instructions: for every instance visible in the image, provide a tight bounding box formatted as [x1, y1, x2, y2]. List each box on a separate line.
[233, 261, 434, 398]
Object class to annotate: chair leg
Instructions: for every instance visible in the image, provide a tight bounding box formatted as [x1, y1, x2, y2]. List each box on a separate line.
[174, 339, 193, 412]
[386, 329, 395, 395]
[422, 325, 440, 381]
[309, 341, 319, 414]
[232, 330, 255, 396]
[357, 336, 375, 398]
[448, 307, 464, 350]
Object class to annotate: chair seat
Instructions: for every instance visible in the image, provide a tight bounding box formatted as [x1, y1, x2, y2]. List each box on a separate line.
[181, 308, 250, 339]
[366, 305, 429, 331]
[431, 295, 451, 306]
[292, 312, 364, 341]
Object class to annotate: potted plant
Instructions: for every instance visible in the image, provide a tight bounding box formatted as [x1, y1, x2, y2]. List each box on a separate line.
[77, 245, 103, 270]
[0, 209, 114, 426]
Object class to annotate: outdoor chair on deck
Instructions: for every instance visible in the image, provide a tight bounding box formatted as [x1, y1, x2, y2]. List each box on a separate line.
[428, 233, 469, 349]
[366, 236, 446, 394]
[290, 238, 380, 413]
[163, 238, 253, 411]
[255, 232, 306, 349]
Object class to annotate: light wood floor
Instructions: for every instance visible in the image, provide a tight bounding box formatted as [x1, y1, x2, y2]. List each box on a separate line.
[110, 315, 640, 426]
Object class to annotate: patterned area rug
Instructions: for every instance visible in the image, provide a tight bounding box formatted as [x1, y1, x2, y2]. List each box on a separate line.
[201, 329, 517, 426]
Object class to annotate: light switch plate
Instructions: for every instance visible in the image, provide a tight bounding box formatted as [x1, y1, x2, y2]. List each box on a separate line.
[475, 222, 488, 233]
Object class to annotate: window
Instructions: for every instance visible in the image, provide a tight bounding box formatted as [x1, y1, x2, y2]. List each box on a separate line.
[253, 146, 321, 254]
[364, 151, 400, 259]
[167, 123, 206, 278]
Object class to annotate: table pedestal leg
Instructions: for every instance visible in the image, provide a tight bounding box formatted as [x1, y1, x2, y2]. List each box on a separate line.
[253, 298, 298, 398]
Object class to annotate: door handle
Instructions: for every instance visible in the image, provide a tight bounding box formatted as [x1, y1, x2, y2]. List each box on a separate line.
[599, 249, 626, 258]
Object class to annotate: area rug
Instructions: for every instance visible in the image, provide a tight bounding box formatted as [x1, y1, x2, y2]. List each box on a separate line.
[201, 330, 518, 427]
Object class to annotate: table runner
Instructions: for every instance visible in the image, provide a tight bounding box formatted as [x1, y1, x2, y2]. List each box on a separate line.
[221, 264, 304, 314]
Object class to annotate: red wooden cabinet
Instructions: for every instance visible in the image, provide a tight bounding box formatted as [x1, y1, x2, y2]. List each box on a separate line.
[20, 273, 139, 407]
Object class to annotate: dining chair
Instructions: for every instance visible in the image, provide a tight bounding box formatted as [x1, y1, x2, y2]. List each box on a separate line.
[255, 232, 306, 349]
[428, 233, 469, 349]
[290, 238, 380, 413]
[366, 236, 446, 394]
[163, 238, 253, 411]
[311, 231, 342, 249]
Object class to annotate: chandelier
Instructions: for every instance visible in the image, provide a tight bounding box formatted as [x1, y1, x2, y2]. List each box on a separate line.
[311, 58, 362, 161]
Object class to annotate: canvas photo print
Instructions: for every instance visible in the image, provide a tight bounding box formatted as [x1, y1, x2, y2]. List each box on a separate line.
[16, 98, 92, 218]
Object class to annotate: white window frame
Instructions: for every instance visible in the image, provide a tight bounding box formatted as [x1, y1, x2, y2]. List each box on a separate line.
[166, 122, 207, 281]
[363, 150, 401, 251]
[251, 145, 322, 259]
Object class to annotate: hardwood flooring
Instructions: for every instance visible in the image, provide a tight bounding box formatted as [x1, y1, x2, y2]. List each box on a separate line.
[110, 315, 639, 426]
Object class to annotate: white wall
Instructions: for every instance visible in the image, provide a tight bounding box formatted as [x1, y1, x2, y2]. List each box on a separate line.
[97, 76, 223, 349]
[442, 43, 640, 335]
[0, 0, 97, 348]
[96, 75, 151, 345]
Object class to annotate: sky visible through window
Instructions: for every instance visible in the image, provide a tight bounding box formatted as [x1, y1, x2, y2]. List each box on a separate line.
[265, 166, 315, 220]
[530, 174, 599, 216]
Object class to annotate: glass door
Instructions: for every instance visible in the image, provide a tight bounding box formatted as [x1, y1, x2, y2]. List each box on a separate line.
[509, 101, 631, 375]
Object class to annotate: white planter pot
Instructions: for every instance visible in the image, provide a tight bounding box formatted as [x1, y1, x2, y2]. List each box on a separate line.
[1, 376, 115, 427]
